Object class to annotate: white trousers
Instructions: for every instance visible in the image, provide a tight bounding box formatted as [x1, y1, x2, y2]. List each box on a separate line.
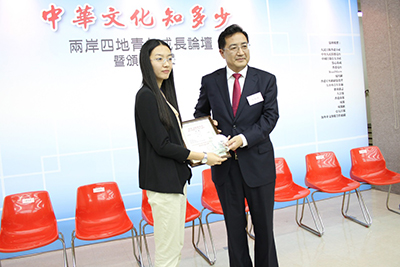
[146, 185, 187, 267]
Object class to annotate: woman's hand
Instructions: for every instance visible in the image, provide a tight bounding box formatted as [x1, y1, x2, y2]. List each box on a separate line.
[213, 120, 222, 133]
[205, 152, 227, 166]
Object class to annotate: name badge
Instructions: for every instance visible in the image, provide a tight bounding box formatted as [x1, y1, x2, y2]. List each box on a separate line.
[246, 92, 264, 106]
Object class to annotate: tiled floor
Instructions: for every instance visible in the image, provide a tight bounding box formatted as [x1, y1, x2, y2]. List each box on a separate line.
[1, 189, 399, 267]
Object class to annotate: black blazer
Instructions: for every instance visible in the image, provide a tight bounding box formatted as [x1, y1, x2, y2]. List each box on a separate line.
[135, 86, 191, 194]
[194, 66, 279, 187]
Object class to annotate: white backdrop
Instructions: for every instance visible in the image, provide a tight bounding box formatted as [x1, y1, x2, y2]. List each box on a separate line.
[0, 0, 367, 258]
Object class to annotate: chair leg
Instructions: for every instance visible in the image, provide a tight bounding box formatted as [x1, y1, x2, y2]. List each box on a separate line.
[246, 212, 255, 240]
[139, 219, 153, 267]
[58, 232, 69, 267]
[297, 192, 325, 237]
[130, 227, 143, 267]
[341, 189, 372, 227]
[193, 208, 217, 265]
[386, 184, 400, 215]
[71, 230, 77, 267]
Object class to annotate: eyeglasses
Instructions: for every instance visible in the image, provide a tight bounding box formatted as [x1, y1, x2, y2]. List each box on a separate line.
[151, 57, 175, 64]
[224, 43, 249, 53]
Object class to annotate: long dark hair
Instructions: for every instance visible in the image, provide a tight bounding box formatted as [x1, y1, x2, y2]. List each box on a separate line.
[139, 39, 181, 130]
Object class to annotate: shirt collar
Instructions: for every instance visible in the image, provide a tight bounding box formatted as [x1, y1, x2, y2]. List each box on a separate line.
[226, 65, 248, 79]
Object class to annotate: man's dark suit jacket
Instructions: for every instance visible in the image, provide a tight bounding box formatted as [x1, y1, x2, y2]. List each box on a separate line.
[194, 66, 279, 187]
[135, 86, 191, 194]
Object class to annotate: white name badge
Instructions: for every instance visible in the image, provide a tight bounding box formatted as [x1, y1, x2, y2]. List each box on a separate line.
[246, 92, 264, 106]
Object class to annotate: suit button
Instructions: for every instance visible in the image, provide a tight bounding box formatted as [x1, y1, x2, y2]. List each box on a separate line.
[233, 125, 236, 129]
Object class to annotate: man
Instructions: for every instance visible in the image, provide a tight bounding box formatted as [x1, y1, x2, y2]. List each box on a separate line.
[194, 24, 279, 267]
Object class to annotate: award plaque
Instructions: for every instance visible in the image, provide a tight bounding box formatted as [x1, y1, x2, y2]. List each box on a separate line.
[182, 116, 231, 167]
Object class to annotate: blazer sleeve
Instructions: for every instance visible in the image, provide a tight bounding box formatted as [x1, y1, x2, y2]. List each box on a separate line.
[135, 88, 190, 162]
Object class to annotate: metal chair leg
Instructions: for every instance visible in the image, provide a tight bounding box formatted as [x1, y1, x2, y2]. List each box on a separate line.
[58, 232, 69, 267]
[341, 189, 372, 227]
[139, 219, 153, 267]
[193, 208, 217, 265]
[246, 212, 255, 240]
[386, 184, 400, 215]
[297, 193, 325, 237]
[130, 227, 143, 267]
[71, 231, 77, 267]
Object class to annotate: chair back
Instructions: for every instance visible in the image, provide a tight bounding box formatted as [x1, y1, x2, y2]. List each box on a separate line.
[75, 182, 132, 239]
[141, 190, 154, 225]
[0, 191, 58, 252]
[305, 152, 342, 186]
[350, 146, 386, 176]
[275, 157, 293, 190]
[201, 169, 220, 203]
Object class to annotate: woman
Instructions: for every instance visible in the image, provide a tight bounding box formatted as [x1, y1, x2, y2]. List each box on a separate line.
[135, 39, 226, 267]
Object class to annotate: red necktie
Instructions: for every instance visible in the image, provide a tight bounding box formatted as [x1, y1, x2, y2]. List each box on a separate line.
[232, 73, 241, 116]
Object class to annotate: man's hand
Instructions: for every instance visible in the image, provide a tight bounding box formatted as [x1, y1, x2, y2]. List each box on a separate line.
[226, 135, 243, 151]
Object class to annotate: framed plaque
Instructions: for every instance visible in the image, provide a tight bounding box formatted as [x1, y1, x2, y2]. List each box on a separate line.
[182, 116, 230, 167]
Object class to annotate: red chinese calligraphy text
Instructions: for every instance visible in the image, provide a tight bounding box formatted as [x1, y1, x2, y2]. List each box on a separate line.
[214, 7, 231, 29]
[102, 7, 126, 28]
[42, 4, 64, 31]
[130, 8, 155, 28]
[162, 7, 184, 28]
[191, 5, 207, 30]
[72, 4, 96, 31]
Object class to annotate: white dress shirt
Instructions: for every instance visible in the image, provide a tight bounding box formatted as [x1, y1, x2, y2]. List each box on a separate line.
[226, 66, 248, 147]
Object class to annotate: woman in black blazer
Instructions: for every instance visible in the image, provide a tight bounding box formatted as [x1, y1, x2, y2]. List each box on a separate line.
[135, 39, 226, 267]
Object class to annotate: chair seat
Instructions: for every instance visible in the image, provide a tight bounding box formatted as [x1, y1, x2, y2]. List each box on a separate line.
[201, 198, 250, 214]
[305, 175, 360, 193]
[186, 202, 201, 222]
[201, 198, 223, 214]
[0, 226, 59, 252]
[275, 183, 310, 202]
[75, 216, 133, 240]
[142, 199, 201, 225]
[351, 169, 400, 186]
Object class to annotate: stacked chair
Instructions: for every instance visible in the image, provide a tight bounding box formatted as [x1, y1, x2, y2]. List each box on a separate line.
[2, 145, 399, 265]
[300, 151, 372, 237]
[139, 190, 202, 267]
[350, 146, 400, 215]
[71, 182, 142, 266]
[194, 168, 250, 265]
[274, 157, 324, 236]
[0, 191, 69, 267]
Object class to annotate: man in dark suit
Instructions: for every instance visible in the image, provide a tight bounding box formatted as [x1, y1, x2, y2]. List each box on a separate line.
[194, 24, 279, 267]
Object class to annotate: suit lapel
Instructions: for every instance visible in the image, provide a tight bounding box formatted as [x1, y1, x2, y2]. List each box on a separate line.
[214, 68, 235, 119]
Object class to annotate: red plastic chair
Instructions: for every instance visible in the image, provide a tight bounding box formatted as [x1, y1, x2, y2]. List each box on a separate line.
[193, 169, 251, 265]
[140, 190, 201, 267]
[71, 182, 141, 267]
[0, 191, 68, 267]
[274, 158, 324, 235]
[303, 152, 372, 236]
[275, 157, 311, 202]
[350, 146, 400, 215]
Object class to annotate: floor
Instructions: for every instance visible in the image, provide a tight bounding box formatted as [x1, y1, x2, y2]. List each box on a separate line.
[1, 189, 399, 267]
